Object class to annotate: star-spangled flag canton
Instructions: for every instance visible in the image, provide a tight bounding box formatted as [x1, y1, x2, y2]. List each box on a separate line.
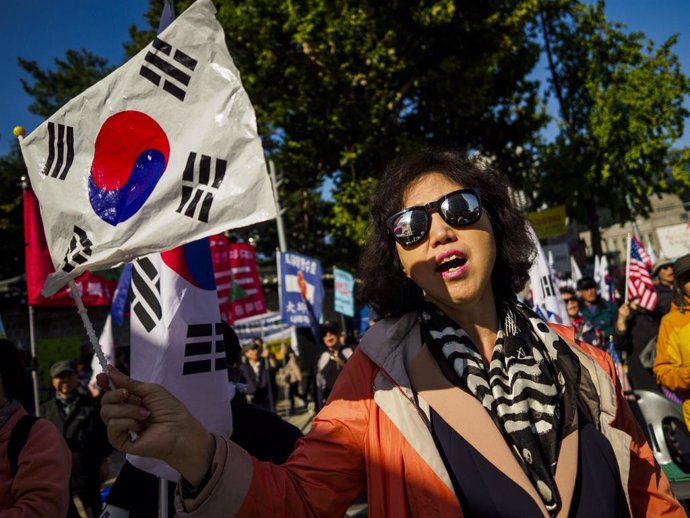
[19, 0, 276, 298]
[628, 236, 657, 311]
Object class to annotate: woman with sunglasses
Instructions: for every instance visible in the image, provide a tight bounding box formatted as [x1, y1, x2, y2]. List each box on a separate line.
[99, 149, 682, 517]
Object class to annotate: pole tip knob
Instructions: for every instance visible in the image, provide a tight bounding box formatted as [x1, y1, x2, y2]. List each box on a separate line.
[13, 126, 25, 138]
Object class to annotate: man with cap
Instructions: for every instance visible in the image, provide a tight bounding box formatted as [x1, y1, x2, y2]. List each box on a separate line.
[239, 339, 277, 411]
[40, 359, 112, 518]
[654, 253, 690, 429]
[315, 321, 353, 410]
[653, 258, 676, 316]
[577, 276, 618, 339]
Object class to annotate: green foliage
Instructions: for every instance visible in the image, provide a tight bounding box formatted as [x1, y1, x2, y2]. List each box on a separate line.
[18, 49, 114, 118]
[125, 0, 547, 265]
[328, 177, 378, 247]
[536, 0, 690, 254]
[0, 143, 26, 279]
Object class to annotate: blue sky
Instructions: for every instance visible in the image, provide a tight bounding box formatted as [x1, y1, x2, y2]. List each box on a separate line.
[0, 0, 688, 155]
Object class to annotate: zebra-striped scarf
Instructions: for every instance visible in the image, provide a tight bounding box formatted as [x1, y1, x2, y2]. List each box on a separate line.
[419, 300, 579, 516]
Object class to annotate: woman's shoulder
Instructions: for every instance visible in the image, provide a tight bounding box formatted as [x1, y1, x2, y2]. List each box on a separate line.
[550, 323, 613, 370]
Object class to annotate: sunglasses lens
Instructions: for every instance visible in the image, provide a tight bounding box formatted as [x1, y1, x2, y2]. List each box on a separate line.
[390, 209, 428, 245]
[440, 191, 481, 226]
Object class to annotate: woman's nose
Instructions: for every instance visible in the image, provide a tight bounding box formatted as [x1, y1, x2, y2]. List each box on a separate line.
[428, 213, 456, 247]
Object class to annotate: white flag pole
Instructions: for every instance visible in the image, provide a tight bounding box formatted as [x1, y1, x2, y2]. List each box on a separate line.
[68, 280, 139, 441]
[68, 280, 109, 372]
[624, 233, 632, 304]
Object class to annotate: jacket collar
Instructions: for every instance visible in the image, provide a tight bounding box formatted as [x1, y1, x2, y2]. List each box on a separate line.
[359, 315, 630, 518]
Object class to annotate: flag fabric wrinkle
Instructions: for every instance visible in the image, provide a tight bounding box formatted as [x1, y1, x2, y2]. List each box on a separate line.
[19, 0, 276, 297]
[527, 226, 569, 325]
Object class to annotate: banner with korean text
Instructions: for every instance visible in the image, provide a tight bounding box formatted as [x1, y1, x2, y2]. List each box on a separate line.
[210, 234, 266, 323]
[279, 252, 324, 336]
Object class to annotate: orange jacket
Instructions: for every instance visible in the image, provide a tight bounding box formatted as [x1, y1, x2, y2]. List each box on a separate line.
[176, 314, 684, 518]
[653, 296, 690, 428]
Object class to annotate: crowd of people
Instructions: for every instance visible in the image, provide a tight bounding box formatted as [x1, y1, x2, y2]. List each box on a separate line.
[1, 149, 689, 517]
[557, 255, 690, 401]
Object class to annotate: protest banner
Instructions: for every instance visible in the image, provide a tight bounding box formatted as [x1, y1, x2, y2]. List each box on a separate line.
[656, 223, 690, 258]
[334, 267, 355, 317]
[279, 251, 324, 341]
[210, 235, 266, 323]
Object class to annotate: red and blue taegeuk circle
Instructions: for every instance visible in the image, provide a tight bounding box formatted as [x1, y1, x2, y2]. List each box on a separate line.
[89, 111, 170, 226]
[161, 239, 216, 291]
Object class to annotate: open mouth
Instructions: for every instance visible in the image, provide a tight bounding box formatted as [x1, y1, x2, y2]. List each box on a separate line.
[436, 254, 468, 274]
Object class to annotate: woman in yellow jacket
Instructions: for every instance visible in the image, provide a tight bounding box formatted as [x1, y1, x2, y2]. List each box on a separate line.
[654, 253, 690, 429]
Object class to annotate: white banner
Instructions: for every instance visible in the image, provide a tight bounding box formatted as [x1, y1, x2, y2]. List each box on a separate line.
[233, 311, 293, 344]
[20, 0, 275, 296]
[656, 223, 690, 259]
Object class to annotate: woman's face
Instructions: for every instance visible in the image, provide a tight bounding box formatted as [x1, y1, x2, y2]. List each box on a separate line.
[395, 172, 497, 315]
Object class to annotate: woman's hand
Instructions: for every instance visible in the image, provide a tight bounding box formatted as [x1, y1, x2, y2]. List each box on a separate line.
[98, 367, 215, 486]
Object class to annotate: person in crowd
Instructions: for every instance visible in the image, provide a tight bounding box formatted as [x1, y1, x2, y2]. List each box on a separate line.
[559, 287, 603, 348]
[238, 341, 277, 411]
[576, 276, 619, 339]
[100, 149, 682, 517]
[653, 258, 677, 316]
[278, 342, 303, 413]
[41, 360, 112, 518]
[0, 340, 72, 517]
[295, 327, 319, 409]
[315, 321, 354, 409]
[614, 297, 661, 392]
[653, 253, 690, 430]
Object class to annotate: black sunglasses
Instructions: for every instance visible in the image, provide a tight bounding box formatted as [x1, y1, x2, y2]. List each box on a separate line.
[387, 188, 482, 246]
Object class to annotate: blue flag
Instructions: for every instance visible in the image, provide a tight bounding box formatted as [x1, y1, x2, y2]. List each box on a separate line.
[110, 263, 133, 326]
[279, 252, 324, 341]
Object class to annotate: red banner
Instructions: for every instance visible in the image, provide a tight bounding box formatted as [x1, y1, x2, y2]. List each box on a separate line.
[23, 188, 115, 307]
[209, 235, 266, 324]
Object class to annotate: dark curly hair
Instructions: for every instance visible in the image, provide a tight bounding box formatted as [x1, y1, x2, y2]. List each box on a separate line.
[357, 149, 535, 317]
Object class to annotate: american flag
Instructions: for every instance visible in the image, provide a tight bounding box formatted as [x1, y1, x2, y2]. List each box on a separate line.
[627, 235, 657, 311]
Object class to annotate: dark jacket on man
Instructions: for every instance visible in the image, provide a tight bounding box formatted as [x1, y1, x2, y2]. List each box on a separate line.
[41, 393, 112, 514]
[613, 307, 660, 392]
[239, 360, 276, 409]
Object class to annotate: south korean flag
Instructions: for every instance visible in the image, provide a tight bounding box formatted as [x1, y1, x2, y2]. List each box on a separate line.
[19, 0, 276, 297]
[129, 239, 232, 481]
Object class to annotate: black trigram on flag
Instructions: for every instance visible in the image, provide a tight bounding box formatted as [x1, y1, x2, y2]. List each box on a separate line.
[176, 153, 227, 222]
[182, 322, 227, 376]
[139, 37, 198, 102]
[131, 258, 162, 333]
[60, 226, 92, 273]
[41, 122, 75, 180]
